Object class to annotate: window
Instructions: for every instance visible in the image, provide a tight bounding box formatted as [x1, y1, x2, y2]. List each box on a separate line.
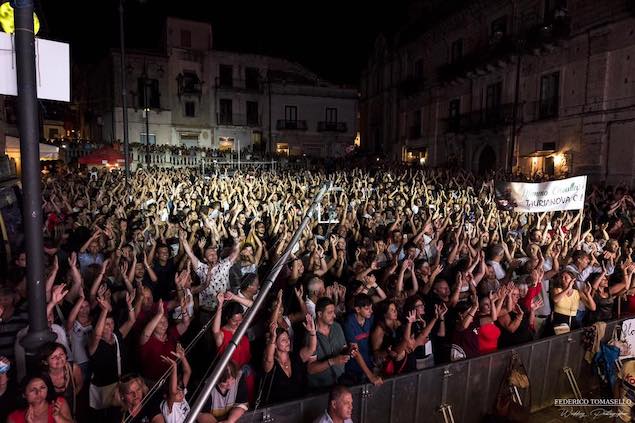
[179, 71, 201, 95]
[539, 71, 559, 119]
[326, 108, 337, 123]
[451, 39, 463, 63]
[219, 65, 233, 87]
[140, 133, 156, 145]
[219, 99, 232, 125]
[485, 81, 503, 122]
[247, 101, 259, 126]
[245, 67, 260, 90]
[185, 101, 196, 117]
[48, 128, 59, 138]
[491, 16, 507, 38]
[285, 105, 297, 122]
[414, 59, 424, 79]
[180, 30, 191, 48]
[449, 98, 460, 130]
[137, 78, 160, 109]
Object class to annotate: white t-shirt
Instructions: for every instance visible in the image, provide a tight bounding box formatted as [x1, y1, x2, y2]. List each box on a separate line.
[161, 394, 190, 423]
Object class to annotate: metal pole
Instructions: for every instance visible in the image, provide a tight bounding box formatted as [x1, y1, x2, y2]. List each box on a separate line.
[237, 138, 240, 171]
[184, 182, 331, 423]
[268, 77, 273, 156]
[144, 80, 150, 166]
[14, 0, 55, 355]
[118, 0, 130, 194]
[508, 44, 522, 173]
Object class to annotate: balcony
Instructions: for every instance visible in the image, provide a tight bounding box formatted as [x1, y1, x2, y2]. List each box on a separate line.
[214, 77, 262, 92]
[177, 73, 202, 96]
[276, 120, 308, 130]
[443, 103, 515, 133]
[398, 77, 426, 97]
[216, 113, 262, 127]
[521, 99, 559, 122]
[525, 17, 571, 52]
[317, 121, 347, 132]
[438, 36, 516, 83]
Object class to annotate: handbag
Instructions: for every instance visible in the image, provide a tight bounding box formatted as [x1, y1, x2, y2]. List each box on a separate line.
[609, 325, 631, 357]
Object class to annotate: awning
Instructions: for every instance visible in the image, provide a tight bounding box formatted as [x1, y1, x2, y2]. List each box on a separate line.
[78, 146, 125, 165]
[5, 136, 59, 160]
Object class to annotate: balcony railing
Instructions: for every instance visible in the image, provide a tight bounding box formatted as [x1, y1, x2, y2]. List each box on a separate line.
[398, 77, 426, 97]
[276, 120, 308, 130]
[438, 36, 516, 82]
[317, 121, 347, 132]
[443, 103, 515, 132]
[214, 77, 262, 92]
[520, 99, 559, 122]
[526, 17, 571, 50]
[216, 113, 262, 127]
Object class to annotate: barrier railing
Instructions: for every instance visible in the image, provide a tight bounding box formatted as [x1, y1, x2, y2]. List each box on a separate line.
[239, 318, 625, 423]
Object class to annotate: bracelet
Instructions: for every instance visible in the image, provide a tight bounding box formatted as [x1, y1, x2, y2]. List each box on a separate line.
[129, 307, 135, 312]
[309, 332, 316, 336]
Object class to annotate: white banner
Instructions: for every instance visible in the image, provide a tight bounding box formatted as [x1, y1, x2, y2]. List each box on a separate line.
[495, 176, 587, 213]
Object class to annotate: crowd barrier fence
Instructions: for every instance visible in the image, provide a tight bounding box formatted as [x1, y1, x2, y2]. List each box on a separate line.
[239, 319, 625, 423]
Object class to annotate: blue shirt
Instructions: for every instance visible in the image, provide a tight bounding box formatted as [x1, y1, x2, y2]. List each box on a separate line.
[343, 313, 374, 378]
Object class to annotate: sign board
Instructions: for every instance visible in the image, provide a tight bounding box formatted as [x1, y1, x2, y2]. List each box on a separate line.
[623, 318, 635, 357]
[495, 176, 587, 213]
[0, 32, 70, 102]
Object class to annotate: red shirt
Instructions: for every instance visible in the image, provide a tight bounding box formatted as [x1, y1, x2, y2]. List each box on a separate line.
[521, 282, 542, 312]
[219, 328, 251, 368]
[8, 399, 63, 423]
[139, 325, 180, 380]
[478, 322, 501, 355]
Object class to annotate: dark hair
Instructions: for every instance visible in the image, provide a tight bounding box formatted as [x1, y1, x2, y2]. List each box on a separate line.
[403, 295, 424, 316]
[239, 273, 258, 291]
[218, 361, 238, 384]
[18, 373, 57, 405]
[39, 342, 69, 370]
[353, 293, 372, 309]
[315, 297, 335, 316]
[571, 250, 589, 262]
[221, 302, 244, 326]
[328, 385, 351, 406]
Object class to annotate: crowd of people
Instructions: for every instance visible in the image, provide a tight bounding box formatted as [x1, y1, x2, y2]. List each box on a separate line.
[0, 163, 634, 422]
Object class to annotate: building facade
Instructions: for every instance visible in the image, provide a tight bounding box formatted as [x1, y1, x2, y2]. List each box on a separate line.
[361, 0, 635, 184]
[94, 17, 357, 157]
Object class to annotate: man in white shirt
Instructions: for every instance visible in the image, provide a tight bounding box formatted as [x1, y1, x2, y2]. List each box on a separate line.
[313, 385, 354, 423]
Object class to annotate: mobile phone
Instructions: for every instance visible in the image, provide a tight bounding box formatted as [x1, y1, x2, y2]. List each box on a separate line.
[0, 361, 10, 374]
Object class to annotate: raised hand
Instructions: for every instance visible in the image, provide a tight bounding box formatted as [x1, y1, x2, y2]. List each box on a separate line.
[303, 313, 316, 334]
[406, 310, 417, 323]
[51, 284, 69, 305]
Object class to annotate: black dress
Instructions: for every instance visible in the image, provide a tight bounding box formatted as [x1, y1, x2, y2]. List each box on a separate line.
[264, 354, 305, 405]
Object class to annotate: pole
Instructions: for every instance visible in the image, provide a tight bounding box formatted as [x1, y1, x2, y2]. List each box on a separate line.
[118, 0, 130, 194]
[184, 182, 331, 423]
[237, 138, 240, 171]
[508, 43, 522, 173]
[144, 79, 150, 166]
[14, 0, 55, 355]
[268, 77, 273, 156]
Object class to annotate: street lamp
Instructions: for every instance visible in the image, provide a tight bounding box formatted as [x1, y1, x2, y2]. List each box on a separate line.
[118, 0, 131, 193]
[142, 69, 151, 166]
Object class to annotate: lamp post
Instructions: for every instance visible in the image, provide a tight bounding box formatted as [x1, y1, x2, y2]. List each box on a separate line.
[14, 0, 56, 358]
[118, 0, 130, 193]
[142, 70, 150, 166]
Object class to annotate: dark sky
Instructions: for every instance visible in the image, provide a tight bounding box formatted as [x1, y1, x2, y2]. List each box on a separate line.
[37, 0, 409, 86]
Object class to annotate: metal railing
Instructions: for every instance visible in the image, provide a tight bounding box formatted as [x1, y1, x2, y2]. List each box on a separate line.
[276, 120, 308, 130]
[216, 113, 262, 127]
[215, 77, 262, 92]
[317, 121, 347, 132]
[240, 318, 626, 423]
[184, 182, 331, 423]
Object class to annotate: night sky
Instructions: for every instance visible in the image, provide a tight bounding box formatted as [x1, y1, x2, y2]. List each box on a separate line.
[37, 0, 410, 86]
